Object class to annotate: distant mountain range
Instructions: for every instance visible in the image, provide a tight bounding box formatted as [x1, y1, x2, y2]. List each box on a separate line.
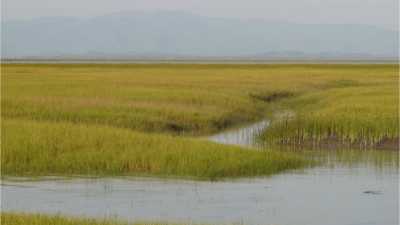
[1, 11, 398, 59]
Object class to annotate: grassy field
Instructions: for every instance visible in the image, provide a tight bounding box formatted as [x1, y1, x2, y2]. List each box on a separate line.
[260, 74, 399, 149]
[1, 63, 398, 178]
[5, 64, 397, 137]
[1, 213, 199, 225]
[2, 119, 307, 180]
[3, 64, 277, 135]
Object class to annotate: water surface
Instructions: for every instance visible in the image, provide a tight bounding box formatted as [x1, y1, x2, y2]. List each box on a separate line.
[1, 120, 398, 225]
[207, 120, 268, 147]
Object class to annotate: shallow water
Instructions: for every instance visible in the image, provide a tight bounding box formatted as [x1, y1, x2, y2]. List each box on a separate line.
[1, 120, 399, 225]
[207, 120, 269, 147]
[2, 165, 398, 225]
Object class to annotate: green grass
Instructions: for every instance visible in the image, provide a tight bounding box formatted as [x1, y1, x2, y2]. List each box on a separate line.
[261, 78, 399, 149]
[4, 64, 397, 137]
[1, 63, 398, 179]
[2, 64, 276, 135]
[2, 119, 307, 180]
[1, 212, 203, 225]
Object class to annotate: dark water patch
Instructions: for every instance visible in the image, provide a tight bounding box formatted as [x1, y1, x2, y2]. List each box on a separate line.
[363, 190, 383, 195]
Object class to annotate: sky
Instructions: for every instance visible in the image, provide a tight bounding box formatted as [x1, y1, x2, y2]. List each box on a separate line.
[2, 0, 399, 30]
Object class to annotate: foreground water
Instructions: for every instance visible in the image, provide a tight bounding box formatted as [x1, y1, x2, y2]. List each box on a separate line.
[1, 121, 399, 225]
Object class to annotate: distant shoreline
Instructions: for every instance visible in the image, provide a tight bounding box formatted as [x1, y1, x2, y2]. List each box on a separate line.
[1, 58, 398, 64]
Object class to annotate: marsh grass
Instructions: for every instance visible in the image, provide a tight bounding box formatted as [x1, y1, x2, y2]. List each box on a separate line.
[1, 64, 398, 178]
[5, 64, 395, 137]
[2, 64, 276, 135]
[2, 119, 308, 180]
[1, 212, 203, 225]
[261, 84, 399, 149]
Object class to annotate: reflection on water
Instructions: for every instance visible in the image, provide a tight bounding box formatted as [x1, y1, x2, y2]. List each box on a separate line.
[2, 165, 398, 225]
[207, 120, 269, 147]
[303, 148, 399, 170]
[1, 120, 399, 225]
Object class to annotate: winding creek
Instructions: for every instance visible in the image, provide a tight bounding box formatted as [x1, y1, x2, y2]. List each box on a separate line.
[1, 121, 399, 225]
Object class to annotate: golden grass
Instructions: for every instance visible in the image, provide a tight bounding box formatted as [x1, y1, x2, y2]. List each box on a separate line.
[261, 79, 399, 148]
[1, 212, 200, 225]
[2, 119, 307, 180]
[1, 63, 398, 179]
[4, 64, 396, 137]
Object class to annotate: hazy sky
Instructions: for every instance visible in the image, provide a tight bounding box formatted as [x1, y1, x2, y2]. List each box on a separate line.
[2, 0, 399, 30]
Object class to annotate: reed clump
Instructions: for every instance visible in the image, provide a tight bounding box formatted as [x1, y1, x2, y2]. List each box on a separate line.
[262, 84, 399, 149]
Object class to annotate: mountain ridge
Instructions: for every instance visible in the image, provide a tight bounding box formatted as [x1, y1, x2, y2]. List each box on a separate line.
[2, 11, 398, 59]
